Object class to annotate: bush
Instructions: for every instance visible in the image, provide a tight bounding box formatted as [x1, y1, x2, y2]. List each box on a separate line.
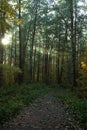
[0, 64, 21, 86]
[0, 83, 51, 124]
[56, 90, 87, 128]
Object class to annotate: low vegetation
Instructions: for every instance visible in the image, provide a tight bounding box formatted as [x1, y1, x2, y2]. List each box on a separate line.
[55, 88, 87, 129]
[0, 64, 21, 86]
[0, 83, 51, 124]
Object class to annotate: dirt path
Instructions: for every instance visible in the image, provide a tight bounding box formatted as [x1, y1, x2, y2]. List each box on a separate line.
[1, 90, 79, 130]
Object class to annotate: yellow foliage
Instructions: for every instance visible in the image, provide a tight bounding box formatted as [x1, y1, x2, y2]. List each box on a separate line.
[17, 19, 22, 25]
[77, 61, 87, 87]
[81, 61, 87, 69]
[81, 61, 84, 64]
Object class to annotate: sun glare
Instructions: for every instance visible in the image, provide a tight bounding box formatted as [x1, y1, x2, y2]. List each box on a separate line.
[2, 38, 9, 45]
[2, 33, 12, 45]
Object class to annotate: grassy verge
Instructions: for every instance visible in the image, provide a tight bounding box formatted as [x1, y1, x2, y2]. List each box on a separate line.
[0, 83, 51, 124]
[55, 89, 87, 129]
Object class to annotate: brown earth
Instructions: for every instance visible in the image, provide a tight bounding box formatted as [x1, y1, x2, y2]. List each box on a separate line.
[0, 89, 81, 130]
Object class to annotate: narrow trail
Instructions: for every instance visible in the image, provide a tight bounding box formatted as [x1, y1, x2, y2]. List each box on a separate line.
[1, 89, 79, 130]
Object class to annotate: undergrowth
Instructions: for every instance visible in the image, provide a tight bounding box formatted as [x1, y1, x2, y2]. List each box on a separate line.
[0, 83, 51, 124]
[56, 89, 87, 129]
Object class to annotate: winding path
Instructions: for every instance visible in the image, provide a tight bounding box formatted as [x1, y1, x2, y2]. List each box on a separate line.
[1, 90, 79, 130]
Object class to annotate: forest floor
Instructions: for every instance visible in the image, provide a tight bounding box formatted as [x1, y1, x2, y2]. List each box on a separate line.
[0, 88, 82, 130]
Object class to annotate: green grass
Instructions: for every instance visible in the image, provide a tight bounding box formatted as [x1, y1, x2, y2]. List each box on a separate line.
[55, 89, 87, 128]
[0, 83, 51, 124]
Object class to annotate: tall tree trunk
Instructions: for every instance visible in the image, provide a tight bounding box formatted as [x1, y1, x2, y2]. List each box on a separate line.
[0, 38, 4, 86]
[43, 6, 49, 84]
[56, 25, 61, 84]
[70, 0, 77, 87]
[0, 42, 3, 64]
[0, 0, 5, 86]
[44, 48, 49, 84]
[37, 52, 40, 82]
[29, 6, 37, 82]
[9, 36, 13, 66]
[18, 0, 23, 83]
[14, 32, 17, 66]
[74, 0, 78, 81]
[33, 46, 36, 81]
[60, 28, 67, 83]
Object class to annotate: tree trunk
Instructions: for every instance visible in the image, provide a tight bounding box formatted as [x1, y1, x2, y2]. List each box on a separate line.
[56, 26, 61, 84]
[18, 0, 23, 83]
[0, 38, 4, 86]
[29, 6, 37, 82]
[70, 0, 77, 87]
[33, 46, 36, 81]
[37, 52, 40, 82]
[44, 48, 49, 84]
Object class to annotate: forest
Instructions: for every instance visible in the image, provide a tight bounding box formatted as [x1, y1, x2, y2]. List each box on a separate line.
[0, 0, 87, 129]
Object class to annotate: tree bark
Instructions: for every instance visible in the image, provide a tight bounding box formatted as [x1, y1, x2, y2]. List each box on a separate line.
[29, 5, 37, 82]
[18, 0, 23, 83]
[70, 0, 77, 87]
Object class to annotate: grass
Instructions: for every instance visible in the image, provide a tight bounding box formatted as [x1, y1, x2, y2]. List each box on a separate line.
[0, 83, 51, 124]
[55, 89, 87, 129]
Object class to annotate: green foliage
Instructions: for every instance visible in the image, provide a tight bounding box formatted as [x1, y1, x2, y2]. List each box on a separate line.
[76, 60, 87, 98]
[0, 83, 51, 124]
[56, 90, 87, 128]
[75, 86, 87, 98]
[77, 57, 87, 86]
[0, 0, 16, 32]
[0, 64, 21, 86]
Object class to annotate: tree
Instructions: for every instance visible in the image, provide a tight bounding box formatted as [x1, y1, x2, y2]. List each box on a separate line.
[1, 0, 87, 87]
[0, 0, 15, 86]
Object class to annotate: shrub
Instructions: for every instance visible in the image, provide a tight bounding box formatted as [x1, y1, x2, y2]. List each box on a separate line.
[56, 90, 87, 128]
[0, 64, 21, 86]
[0, 83, 51, 124]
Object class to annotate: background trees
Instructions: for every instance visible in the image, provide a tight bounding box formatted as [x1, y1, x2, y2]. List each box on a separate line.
[0, 0, 87, 87]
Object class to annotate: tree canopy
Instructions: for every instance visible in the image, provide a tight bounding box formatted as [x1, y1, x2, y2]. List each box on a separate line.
[0, 0, 87, 88]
